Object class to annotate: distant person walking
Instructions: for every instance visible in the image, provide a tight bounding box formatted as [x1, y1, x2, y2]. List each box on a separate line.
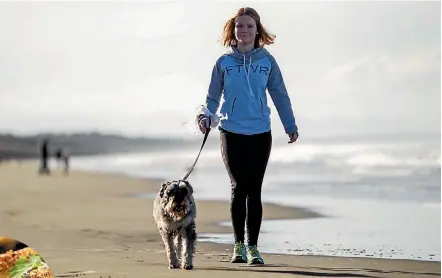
[196, 7, 299, 265]
[39, 139, 50, 175]
[55, 148, 70, 175]
[61, 149, 70, 175]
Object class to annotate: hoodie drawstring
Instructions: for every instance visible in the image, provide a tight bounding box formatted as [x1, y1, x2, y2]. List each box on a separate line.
[243, 55, 254, 97]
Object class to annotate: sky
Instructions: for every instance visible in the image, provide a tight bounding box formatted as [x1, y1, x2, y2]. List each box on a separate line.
[0, 0, 440, 139]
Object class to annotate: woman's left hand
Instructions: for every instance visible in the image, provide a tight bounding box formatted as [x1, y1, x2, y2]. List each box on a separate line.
[288, 132, 298, 144]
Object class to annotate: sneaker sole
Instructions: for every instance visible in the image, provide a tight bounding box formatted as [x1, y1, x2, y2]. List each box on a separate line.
[248, 258, 264, 265]
[231, 256, 247, 263]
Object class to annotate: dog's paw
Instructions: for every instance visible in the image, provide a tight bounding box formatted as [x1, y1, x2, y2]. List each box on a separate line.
[168, 263, 180, 269]
[168, 260, 180, 269]
[182, 264, 193, 270]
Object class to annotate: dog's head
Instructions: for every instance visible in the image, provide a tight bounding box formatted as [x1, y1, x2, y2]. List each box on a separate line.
[159, 180, 194, 220]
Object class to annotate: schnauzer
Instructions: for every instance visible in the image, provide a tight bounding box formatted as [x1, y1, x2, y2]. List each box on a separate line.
[153, 179, 196, 270]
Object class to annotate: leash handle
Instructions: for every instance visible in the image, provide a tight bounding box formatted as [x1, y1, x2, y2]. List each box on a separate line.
[182, 117, 211, 181]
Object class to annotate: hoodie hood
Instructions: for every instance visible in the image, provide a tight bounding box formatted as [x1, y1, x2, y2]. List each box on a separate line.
[225, 46, 270, 62]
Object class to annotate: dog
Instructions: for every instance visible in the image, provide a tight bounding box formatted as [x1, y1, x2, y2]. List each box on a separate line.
[153, 179, 197, 270]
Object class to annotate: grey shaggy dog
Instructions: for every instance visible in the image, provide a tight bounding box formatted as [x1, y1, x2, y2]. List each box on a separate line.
[153, 179, 197, 270]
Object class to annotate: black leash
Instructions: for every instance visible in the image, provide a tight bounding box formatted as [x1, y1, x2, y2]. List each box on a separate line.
[181, 119, 211, 181]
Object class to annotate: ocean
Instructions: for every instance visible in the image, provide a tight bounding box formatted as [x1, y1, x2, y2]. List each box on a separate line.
[68, 134, 441, 262]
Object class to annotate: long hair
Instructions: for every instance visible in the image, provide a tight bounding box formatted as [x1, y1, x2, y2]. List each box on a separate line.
[221, 7, 276, 48]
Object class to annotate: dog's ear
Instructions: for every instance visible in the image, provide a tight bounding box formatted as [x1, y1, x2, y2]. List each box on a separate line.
[181, 180, 193, 195]
[159, 182, 168, 198]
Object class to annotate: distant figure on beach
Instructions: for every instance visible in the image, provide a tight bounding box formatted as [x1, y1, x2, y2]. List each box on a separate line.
[55, 148, 70, 175]
[39, 139, 50, 175]
[196, 7, 298, 265]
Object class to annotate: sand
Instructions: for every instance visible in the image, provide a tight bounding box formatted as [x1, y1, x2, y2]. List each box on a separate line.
[0, 161, 439, 278]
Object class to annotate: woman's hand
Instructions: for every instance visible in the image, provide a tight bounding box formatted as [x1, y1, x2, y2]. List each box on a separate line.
[198, 116, 211, 134]
[288, 132, 298, 144]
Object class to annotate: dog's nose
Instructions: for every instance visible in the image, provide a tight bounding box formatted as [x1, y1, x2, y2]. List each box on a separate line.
[175, 205, 183, 211]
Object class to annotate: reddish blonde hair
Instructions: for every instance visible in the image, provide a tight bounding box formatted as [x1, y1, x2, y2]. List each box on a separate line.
[221, 7, 276, 48]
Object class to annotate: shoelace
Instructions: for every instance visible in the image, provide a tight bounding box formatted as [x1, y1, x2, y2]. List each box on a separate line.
[248, 246, 260, 257]
[234, 243, 244, 253]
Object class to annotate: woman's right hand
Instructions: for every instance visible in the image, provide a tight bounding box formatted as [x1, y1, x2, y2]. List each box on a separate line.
[198, 116, 211, 134]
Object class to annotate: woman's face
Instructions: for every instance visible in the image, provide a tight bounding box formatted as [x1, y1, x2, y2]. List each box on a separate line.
[234, 15, 257, 45]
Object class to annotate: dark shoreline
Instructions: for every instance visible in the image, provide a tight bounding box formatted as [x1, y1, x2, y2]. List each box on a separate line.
[0, 131, 205, 162]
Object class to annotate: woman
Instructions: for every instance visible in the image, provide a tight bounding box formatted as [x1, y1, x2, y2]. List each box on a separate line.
[196, 7, 298, 265]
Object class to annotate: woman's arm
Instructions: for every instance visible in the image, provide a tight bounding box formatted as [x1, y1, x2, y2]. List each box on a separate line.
[196, 56, 225, 129]
[267, 55, 298, 135]
[204, 56, 225, 115]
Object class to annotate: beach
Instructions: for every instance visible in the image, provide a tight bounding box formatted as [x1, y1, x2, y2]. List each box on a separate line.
[0, 160, 439, 278]
[69, 136, 441, 262]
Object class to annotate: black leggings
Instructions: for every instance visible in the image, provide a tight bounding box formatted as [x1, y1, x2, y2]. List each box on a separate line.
[220, 128, 272, 246]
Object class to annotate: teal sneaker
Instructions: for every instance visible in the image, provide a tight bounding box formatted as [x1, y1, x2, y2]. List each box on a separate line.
[246, 245, 264, 265]
[231, 242, 247, 263]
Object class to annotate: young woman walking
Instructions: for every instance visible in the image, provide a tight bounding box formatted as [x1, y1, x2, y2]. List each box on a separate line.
[197, 7, 299, 265]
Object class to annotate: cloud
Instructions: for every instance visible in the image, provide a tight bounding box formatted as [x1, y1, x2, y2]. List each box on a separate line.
[326, 47, 439, 80]
[321, 45, 440, 99]
[312, 45, 441, 134]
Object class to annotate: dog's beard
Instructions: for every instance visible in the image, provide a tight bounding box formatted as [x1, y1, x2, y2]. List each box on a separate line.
[164, 197, 191, 221]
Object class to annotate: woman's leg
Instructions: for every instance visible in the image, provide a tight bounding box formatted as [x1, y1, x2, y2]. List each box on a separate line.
[220, 129, 248, 244]
[245, 131, 272, 247]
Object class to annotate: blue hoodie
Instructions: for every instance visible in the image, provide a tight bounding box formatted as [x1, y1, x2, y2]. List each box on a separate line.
[203, 46, 298, 135]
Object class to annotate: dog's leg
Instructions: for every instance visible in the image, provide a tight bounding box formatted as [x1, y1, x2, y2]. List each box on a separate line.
[174, 232, 183, 266]
[182, 220, 197, 270]
[160, 228, 179, 269]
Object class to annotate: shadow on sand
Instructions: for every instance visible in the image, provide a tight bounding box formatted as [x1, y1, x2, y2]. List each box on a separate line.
[57, 262, 441, 278]
[193, 264, 440, 277]
[194, 265, 376, 277]
[308, 266, 440, 277]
